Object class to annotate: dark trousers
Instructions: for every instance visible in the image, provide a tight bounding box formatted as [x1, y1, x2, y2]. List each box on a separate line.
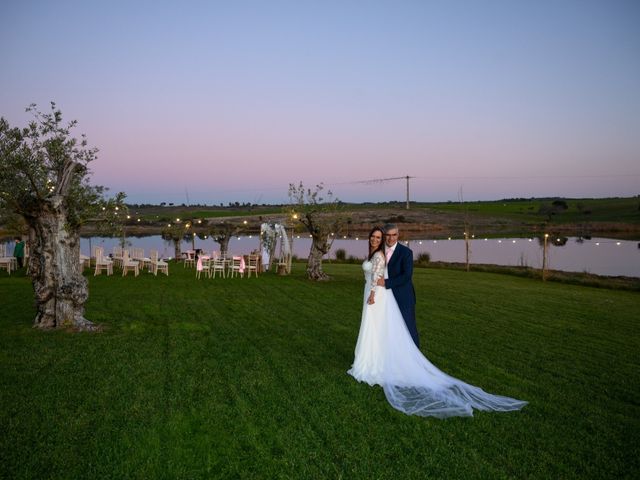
[16, 257, 24, 268]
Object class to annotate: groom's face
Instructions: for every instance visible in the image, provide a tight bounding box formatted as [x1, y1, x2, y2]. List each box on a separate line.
[385, 228, 399, 248]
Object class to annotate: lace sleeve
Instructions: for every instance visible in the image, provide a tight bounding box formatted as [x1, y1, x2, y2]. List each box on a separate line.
[369, 252, 385, 293]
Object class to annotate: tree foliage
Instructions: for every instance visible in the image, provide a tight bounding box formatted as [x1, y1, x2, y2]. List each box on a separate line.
[207, 220, 244, 255]
[0, 103, 126, 232]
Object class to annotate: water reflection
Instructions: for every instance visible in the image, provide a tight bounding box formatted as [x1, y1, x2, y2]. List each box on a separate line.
[77, 235, 640, 278]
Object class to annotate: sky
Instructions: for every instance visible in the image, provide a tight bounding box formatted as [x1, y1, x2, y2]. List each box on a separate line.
[1, 0, 639, 205]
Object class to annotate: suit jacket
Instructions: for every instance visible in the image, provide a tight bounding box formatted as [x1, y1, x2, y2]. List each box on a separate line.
[384, 241, 419, 347]
[385, 242, 416, 307]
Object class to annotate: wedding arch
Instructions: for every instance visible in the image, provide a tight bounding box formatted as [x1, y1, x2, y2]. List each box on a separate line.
[260, 222, 291, 274]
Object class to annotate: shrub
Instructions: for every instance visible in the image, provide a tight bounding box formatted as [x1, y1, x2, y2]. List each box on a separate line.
[415, 252, 431, 266]
[335, 248, 347, 261]
[551, 200, 568, 210]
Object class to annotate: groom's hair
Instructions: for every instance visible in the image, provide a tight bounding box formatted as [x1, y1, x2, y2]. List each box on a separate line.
[383, 223, 398, 233]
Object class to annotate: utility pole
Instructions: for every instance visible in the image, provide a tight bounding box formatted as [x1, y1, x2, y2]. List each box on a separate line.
[406, 175, 410, 210]
[542, 233, 549, 281]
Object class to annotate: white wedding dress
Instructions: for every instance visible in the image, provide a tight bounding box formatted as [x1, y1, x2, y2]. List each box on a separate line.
[347, 252, 527, 418]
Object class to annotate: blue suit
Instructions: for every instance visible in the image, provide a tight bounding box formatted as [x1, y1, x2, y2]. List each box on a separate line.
[384, 242, 419, 348]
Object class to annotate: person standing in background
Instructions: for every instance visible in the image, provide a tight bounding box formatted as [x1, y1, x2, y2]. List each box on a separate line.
[14, 237, 25, 269]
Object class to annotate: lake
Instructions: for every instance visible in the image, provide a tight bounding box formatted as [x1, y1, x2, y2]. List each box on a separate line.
[75, 235, 640, 278]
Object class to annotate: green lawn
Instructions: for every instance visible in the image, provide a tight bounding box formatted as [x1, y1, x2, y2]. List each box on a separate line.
[1, 264, 638, 479]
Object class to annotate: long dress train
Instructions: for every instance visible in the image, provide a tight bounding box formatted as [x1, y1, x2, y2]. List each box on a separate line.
[347, 252, 527, 418]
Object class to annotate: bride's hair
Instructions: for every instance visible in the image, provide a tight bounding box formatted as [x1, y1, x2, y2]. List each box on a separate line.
[368, 226, 386, 260]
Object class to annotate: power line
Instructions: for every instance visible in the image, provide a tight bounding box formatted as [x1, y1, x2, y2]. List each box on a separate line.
[335, 173, 640, 184]
[332, 176, 414, 209]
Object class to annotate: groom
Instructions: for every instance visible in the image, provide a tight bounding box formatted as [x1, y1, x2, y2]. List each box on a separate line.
[377, 223, 419, 348]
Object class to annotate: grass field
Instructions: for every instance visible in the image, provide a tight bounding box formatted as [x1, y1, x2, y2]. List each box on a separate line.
[412, 197, 640, 224]
[1, 263, 639, 479]
[127, 196, 640, 226]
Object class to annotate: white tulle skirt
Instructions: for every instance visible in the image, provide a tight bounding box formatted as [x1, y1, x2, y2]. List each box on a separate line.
[347, 285, 527, 418]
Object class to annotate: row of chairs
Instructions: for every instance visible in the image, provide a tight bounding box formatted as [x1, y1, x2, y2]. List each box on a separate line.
[196, 254, 260, 279]
[93, 247, 168, 276]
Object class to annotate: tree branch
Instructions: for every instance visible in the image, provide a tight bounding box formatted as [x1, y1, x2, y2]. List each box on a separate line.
[56, 159, 77, 196]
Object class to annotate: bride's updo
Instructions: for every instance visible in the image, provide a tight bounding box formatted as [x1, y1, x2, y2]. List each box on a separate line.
[368, 226, 386, 261]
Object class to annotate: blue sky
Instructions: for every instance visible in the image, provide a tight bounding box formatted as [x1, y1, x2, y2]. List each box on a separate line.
[1, 0, 639, 204]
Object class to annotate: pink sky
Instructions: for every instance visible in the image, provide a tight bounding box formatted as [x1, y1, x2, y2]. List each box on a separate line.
[2, 1, 639, 204]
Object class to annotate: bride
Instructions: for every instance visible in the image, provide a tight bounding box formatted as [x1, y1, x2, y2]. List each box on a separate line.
[347, 226, 527, 418]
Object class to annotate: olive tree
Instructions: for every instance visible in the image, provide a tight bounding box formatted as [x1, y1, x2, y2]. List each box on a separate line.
[0, 103, 126, 330]
[208, 220, 243, 255]
[288, 182, 344, 280]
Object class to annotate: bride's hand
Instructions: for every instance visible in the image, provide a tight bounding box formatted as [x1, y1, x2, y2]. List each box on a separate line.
[367, 292, 375, 305]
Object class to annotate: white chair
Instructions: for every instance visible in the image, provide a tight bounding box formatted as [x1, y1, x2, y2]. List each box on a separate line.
[112, 246, 124, 269]
[144, 249, 157, 272]
[94, 247, 113, 276]
[122, 250, 139, 277]
[0, 246, 11, 275]
[131, 247, 144, 263]
[150, 250, 169, 276]
[228, 256, 245, 278]
[91, 245, 102, 267]
[196, 256, 210, 279]
[183, 250, 195, 268]
[218, 252, 231, 272]
[0, 259, 10, 274]
[0, 244, 11, 274]
[211, 257, 226, 278]
[79, 254, 91, 269]
[246, 254, 259, 278]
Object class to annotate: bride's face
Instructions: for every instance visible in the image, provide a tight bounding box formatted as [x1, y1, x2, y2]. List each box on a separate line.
[369, 231, 382, 249]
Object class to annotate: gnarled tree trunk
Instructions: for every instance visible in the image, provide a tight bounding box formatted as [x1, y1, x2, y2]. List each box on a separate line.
[215, 235, 231, 255]
[306, 236, 330, 280]
[26, 196, 94, 331]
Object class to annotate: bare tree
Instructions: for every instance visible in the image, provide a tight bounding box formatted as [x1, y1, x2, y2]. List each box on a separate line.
[0, 103, 126, 330]
[288, 182, 344, 280]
